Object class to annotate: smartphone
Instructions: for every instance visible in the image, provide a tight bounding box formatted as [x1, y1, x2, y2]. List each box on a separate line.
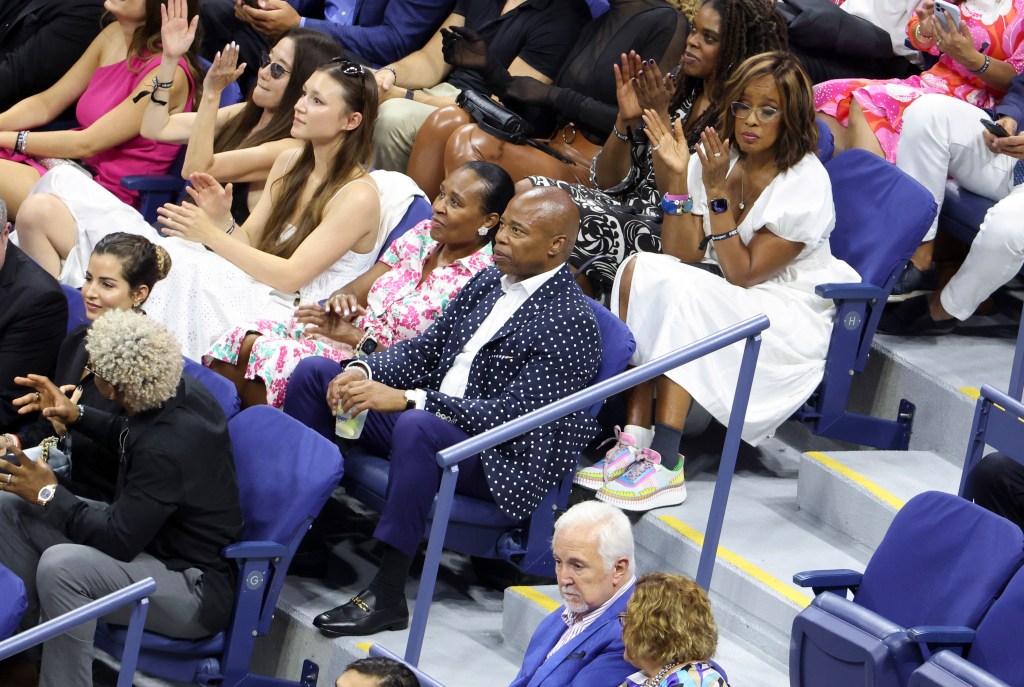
[934, 0, 963, 32]
[980, 118, 1011, 138]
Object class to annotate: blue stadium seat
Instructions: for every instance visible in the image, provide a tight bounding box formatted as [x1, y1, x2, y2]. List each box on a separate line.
[340, 297, 636, 578]
[62, 284, 88, 333]
[939, 184, 994, 248]
[0, 563, 27, 641]
[909, 650, 1014, 687]
[122, 59, 245, 225]
[378, 195, 433, 260]
[95, 406, 343, 686]
[793, 149, 937, 450]
[815, 118, 835, 162]
[182, 357, 241, 420]
[369, 644, 448, 687]
[790, 491, 1024, 687]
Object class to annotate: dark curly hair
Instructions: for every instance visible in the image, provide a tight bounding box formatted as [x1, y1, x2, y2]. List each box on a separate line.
[672, 0, 788, 147]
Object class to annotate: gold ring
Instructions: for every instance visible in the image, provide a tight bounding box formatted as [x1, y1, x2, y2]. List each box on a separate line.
[34, 392, 40, 402]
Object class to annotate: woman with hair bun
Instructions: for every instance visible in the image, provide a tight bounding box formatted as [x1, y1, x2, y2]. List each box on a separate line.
[1, 233, 171, 502]
[1, 310, 242, 687]
[618, 572, 728, 687]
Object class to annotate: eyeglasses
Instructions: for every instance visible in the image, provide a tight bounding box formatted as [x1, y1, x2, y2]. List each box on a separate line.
[327, 57, 367, 76]
[617, 612, 628, 628]
[730, 101, 781, 123]
[259, 51, 291, 80]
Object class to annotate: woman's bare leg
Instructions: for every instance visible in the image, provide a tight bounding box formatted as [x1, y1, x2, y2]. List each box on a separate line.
[0, 161, 42, 218]
[845, 100, 885, 158]
[208, 333, 268, 407]
[14, 192, 77, 278]
[654, 377, 692, 431]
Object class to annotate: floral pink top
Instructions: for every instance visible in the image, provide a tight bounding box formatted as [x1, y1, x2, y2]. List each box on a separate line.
[360, 220, 494, 347]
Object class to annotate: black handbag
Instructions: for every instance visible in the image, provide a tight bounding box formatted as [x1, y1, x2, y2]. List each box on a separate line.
[456, 89, 577, 166]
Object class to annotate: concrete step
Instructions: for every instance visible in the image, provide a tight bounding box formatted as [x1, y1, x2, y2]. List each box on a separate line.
[502, 585, 788, 684]
[798, 450, 962, 550]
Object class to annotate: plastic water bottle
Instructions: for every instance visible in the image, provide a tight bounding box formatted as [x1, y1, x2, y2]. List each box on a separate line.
[334, 335, 377, 440]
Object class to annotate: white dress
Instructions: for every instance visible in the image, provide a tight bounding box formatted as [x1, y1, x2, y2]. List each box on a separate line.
[34, 164, 422, 359]
[611, 152, 860, 445]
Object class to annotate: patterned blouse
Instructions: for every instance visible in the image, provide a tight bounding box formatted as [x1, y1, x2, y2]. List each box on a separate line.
[621, 661, 729, 687]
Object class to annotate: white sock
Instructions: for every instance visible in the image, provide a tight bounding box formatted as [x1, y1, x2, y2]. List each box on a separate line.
[623, 424, 654, 449]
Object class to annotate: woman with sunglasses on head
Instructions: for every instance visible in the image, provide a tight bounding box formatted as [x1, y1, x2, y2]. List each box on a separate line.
[138, 58, 382, 358]
[0, 0, 201, 221]
[580, 52, 858, 512]
[14, 0, 340, 281]
[524, 0, 788, 296]
[204, 161, 513, 409]
[1, 234, 170, 506]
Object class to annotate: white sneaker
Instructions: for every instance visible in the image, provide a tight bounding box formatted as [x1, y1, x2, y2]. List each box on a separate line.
[596, 451, 687, 512]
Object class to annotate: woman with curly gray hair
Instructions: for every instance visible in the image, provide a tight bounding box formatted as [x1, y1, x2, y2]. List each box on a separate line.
[0, 310, 243, 686]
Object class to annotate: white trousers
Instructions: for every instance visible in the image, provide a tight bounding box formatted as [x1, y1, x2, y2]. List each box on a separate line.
[897, 93, 1024, 320]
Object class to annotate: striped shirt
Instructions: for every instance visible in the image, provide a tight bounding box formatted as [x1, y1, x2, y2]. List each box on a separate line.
[546, 575, 636, 659]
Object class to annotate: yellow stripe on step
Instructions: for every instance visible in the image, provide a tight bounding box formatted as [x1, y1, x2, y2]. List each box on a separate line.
[509, 585, 561, 613]
[355, 642, 373, 653]
[805, 451, 905, 511]
[658, 515, 811, 609]
[960, 387, 980, 400]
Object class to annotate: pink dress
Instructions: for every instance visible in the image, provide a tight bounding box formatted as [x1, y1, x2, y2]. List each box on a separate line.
[203, 221, 495, 408]
[0, 54, 195, 206]
[814, 0, 1024, 162]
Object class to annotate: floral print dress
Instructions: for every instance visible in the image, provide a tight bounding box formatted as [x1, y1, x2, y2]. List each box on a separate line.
[814, 0, 1024, 162]
[620, 661, 728, 687]
[203, 220, 494, 408]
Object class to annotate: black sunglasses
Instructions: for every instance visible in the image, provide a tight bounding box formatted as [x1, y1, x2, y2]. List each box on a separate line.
[327, 57, 367, 76]
[260, 50, 291, 80]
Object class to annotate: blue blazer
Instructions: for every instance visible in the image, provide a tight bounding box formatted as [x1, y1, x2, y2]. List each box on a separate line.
[364, 264, 601, 521]
[295, 0, 455, 67]
[509, 588, 635, 687]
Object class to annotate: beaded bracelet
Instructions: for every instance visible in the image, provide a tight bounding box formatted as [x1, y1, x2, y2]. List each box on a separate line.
[379, 65, 397, 81]
[970, 54, 992, 74]
[612, 124, 630, 142]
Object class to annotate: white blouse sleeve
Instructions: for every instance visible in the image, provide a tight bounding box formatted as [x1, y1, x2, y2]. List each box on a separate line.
[759, 155, 836, 247]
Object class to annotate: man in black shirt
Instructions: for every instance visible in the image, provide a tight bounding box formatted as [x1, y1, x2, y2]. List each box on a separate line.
[370, 0, 589, 172]
[0, 0, 106, 112]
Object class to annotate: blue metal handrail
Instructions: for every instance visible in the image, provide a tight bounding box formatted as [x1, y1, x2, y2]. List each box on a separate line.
[0, 577, 155, 687]
[404, 313, 769, 666]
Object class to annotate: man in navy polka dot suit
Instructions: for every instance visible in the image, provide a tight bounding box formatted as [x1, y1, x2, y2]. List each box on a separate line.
[284, 186, 603, 636]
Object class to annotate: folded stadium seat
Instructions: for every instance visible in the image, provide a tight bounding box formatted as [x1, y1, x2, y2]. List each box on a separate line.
[340, 297, 636, 579]
[0, 563, 27, 641]
[95, 406, 343, 686]
[959, 384, 1024, 503]
[907, 560, 1024, 687]
[792, 149, 937, 450]
[815, 118, 835, 162]
[790, 490, 1024, 687]
[182, 357, 241, 420]
[938, 181, 995, 247]
[121, 59, 245, 225]
[62, 284, 88, 333]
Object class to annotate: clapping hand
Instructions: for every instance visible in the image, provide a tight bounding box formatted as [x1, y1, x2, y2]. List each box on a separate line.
[204, 43, 246, 94]
[161, 0, 200, 61]
[157, 200, 222, 245]
[696, 126, 730, 194]
[643, 109, 689, 180]
[183, 172, 234, 229]
[613, 51, 643, 126]
[634, 60, 675, 120]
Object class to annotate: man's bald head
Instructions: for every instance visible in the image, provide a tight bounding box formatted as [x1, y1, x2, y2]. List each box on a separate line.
[492, 186, 580, 279]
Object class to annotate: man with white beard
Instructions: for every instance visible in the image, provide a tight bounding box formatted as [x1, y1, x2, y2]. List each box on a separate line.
[508, 501, 636, 687]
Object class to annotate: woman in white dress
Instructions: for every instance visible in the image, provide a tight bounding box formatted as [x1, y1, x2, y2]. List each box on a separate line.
[582, 51, 859, 512]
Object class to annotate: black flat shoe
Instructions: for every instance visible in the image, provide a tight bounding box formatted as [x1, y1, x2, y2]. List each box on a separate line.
[889, 263, 938, 301]
[878, 295, 958, 336]
[313, 588, 409, 637]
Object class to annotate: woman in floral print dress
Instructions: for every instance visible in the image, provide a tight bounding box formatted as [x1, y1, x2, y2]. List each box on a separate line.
[204, 162, 514, 408]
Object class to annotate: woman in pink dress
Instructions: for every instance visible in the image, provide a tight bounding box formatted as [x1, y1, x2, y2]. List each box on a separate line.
[204, 162, 514, 409]
[0, 0, 201, 219]
[815, 0, 1024, 162]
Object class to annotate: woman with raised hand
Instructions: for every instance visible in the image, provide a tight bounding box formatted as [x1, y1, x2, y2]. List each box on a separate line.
[0, 0, 201, 220]
[141, 59, 382, 359]
[524, 0, 788, 295]
[2, 234, 170, 504]
[15, 0, 340, 282]
[205, 161, 513, 409]
[580, 52, 858, 512]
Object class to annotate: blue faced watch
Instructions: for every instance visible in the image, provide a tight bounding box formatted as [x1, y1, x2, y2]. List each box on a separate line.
[661, 193, 693, 215]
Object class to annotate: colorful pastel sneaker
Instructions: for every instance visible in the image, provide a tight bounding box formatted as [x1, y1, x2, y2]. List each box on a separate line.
[596, 451, 687, 511]
[573, 427, 644, 491]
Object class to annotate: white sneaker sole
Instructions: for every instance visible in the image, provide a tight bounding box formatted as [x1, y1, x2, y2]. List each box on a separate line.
[572, 473, 604, 491]
[595, 483, 687, 512]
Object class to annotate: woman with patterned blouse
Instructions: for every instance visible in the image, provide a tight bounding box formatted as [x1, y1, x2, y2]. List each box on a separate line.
[204, 162, 514, 408]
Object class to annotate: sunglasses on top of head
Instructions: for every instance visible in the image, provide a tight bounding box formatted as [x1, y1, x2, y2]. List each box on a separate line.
[327, 57, 367, 76]
[260, 51, 291, 80]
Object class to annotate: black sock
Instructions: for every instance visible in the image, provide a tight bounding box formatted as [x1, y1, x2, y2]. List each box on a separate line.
[367, 544, 412, 606]
[651, 422, 684, 471]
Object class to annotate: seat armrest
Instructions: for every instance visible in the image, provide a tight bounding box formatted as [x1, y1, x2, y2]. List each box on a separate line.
[816, 283, 886, 301]
[793, 569, 863, 595]
[120, 175, 183, 192]
[907, 625, 976, 648]
[222, 541, 288, 559]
